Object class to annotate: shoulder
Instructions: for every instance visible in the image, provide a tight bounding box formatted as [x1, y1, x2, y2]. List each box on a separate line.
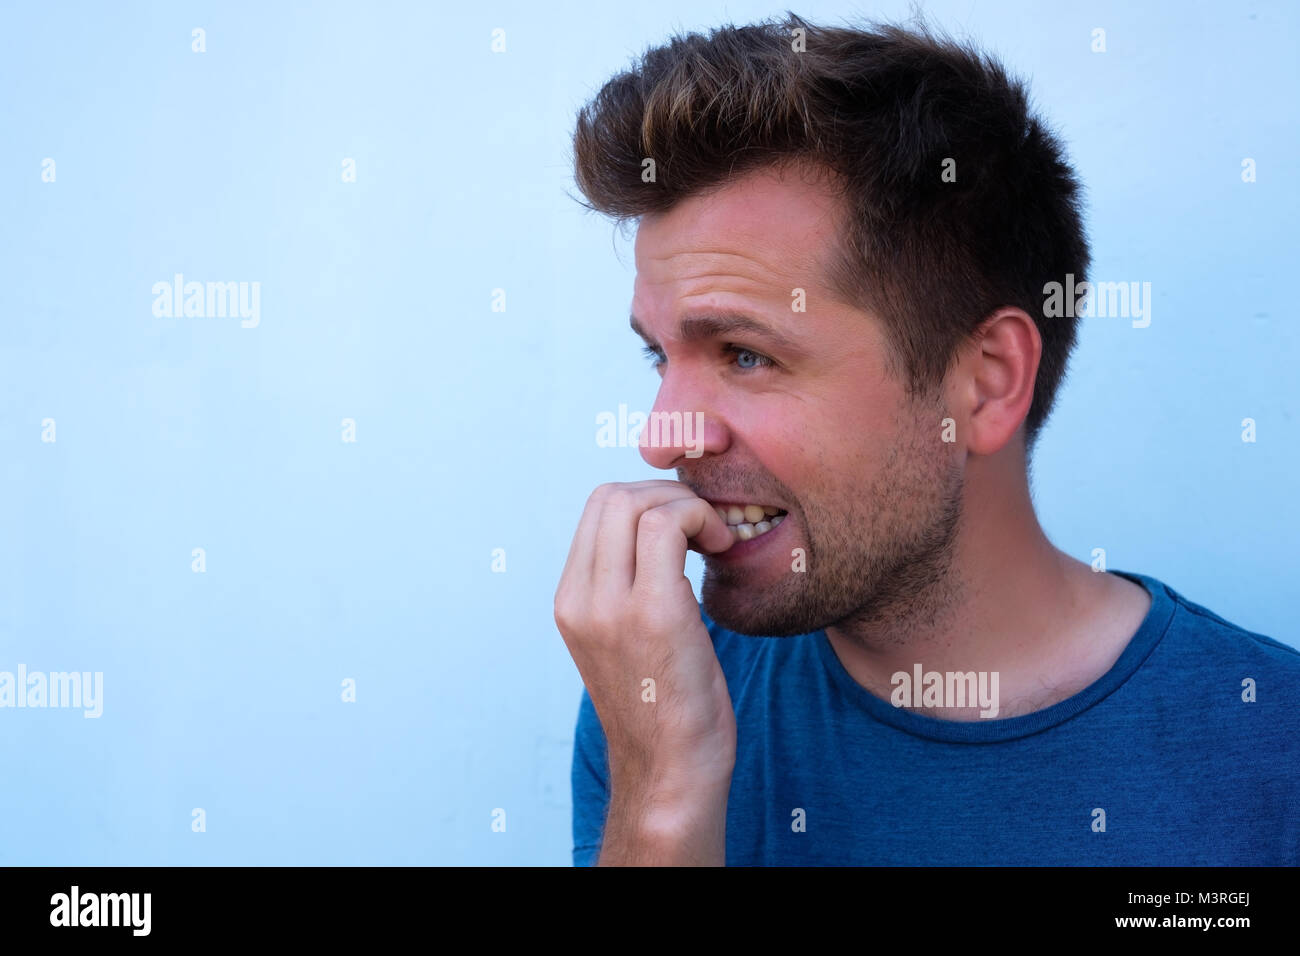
[1154, 575, 1300, 674]
[1130, 573, 1300, 735]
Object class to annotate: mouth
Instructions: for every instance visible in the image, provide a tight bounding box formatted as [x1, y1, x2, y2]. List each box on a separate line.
[706, 501, 788, 543]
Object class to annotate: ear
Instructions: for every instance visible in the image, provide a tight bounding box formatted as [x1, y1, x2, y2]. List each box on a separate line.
[954, 307, 1040, 456]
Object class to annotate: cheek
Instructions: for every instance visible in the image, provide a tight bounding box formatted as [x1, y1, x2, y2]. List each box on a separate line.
[810, 384, 901, 463]
[734, 371, 903, 502]
[727, 412, 807, 502]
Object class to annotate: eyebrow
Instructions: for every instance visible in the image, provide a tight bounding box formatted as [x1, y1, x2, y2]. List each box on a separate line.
[629, 310, 807, 356]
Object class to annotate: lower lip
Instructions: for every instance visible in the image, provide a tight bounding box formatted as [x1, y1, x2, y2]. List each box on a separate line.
[712, 515, 790, 562]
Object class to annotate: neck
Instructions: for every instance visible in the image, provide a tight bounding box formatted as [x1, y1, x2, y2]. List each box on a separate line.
[825, 447, 1146, 720]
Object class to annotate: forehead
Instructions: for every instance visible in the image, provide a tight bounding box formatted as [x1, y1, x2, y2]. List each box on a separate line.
[633, 162, 845, 289]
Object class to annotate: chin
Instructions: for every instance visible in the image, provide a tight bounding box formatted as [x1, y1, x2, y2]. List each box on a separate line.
[701, 585, 819, 638]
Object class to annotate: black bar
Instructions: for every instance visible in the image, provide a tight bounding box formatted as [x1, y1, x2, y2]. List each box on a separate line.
[0, 865, 1283, 941]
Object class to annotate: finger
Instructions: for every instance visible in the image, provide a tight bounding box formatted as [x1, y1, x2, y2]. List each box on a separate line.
[591, 482, 714, 596]
[559, 480, 688, 588]
[632, 496, 734, 596]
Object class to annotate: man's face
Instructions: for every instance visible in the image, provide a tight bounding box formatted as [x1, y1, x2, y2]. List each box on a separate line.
[631, 162, 966, 638]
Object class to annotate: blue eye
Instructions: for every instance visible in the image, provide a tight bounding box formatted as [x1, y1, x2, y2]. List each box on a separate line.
[729, 346, 774, 370]
[639, 343, 774, 372]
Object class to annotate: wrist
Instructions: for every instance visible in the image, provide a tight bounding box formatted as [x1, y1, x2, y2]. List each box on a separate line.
[601, 782, 731, 866]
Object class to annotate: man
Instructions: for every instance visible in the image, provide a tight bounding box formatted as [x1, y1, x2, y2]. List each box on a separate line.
[554, 14, 1299, 865]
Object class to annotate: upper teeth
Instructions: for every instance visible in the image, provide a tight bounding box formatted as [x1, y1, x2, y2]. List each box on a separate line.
[713, 503, 785, 541]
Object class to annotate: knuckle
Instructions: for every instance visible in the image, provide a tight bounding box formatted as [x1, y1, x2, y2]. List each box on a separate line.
[553, 596, 571, 632]
[637, 506, 674, 536]
[554, 590, 586, 635]
[605, 486, 637, 513]
[589, 482, 629, 510]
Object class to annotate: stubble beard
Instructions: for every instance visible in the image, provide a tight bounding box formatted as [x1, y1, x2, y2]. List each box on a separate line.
[699, 412, 965, 640]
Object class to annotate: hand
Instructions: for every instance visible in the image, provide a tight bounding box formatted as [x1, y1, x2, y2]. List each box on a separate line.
[555, 480, 738, 864]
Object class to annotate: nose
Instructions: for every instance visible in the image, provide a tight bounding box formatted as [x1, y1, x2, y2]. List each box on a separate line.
[638, 375, 729, 469]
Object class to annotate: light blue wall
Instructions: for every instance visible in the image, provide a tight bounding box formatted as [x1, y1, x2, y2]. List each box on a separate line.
[0, 0, 1295, 865]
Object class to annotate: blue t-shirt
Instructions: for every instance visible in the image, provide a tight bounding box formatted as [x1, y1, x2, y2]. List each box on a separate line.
[571, 570, 1300, 865]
